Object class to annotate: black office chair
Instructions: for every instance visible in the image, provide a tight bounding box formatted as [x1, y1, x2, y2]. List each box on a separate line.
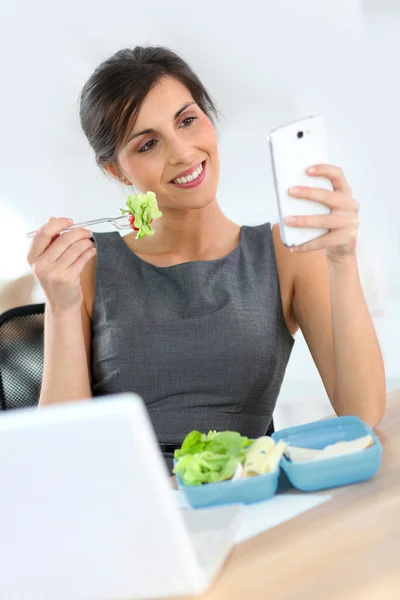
[0, 303, 45, 410]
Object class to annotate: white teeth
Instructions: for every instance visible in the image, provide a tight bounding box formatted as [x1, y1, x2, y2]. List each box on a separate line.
[173, 162, 204, 184]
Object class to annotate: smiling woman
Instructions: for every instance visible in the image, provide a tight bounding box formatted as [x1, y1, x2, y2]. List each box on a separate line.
[79, 48, 220, 213]
[27, 45, 385, 475]
[82, 75, 221, 217]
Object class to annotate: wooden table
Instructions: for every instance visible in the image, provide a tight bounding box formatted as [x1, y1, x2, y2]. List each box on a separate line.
[179, 389, 400, 600]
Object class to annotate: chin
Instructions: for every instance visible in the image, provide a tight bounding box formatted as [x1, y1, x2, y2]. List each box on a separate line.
[160, 186, 218, 212]
[186, 194, 217, 211]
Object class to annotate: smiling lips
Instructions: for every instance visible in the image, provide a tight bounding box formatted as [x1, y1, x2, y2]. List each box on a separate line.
[170, 161, 206, 189]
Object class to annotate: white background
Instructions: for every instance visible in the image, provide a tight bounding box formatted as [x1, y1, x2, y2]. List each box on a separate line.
[0, 0, 399, 426]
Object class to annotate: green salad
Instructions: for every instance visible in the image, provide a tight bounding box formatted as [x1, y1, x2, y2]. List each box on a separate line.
[173, 430, 254, 486]
[120, 191, 162, 239]
[173, 429, 287, 486]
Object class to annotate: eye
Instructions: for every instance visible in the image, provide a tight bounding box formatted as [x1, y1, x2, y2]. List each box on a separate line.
[180, 116, 197, 127]
[138, 139, 158, 154]
[137, 116, 198, 154]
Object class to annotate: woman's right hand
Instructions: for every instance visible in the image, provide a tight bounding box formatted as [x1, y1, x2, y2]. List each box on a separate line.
[27, 217, 96, 313]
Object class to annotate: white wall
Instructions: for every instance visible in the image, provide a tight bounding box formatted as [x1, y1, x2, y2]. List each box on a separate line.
[0, 1, 399, 426]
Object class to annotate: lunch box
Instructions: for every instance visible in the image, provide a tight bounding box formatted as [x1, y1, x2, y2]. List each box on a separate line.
[175, 415, 383, 508]
[271, 415, 382, 492]
[175, 463, 280, 509]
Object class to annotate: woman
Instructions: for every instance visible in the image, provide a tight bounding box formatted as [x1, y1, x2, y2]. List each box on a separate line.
[28, 46, 385, 472]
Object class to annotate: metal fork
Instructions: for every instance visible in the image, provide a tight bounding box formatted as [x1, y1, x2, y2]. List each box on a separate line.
[27, 215, 132, 239]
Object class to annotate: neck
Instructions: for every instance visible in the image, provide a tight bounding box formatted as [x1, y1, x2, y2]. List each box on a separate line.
[150, 199, 236, 258]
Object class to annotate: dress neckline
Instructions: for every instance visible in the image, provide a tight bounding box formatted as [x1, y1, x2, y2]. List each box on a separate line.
[115, 226, 245, 271]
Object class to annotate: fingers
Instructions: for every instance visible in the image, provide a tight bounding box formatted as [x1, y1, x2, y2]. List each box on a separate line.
[43, 228, 93, 264]
[49, 244, 96, 285]
[31, 235, 96, 289]
[287, 165, 359, 258]
[306, 164, 352, 194]
[288, 186, 356, 211]
[53, 237, 95, 272]
[290, 229, 358, 254]
[66, 246, 97, 279]
[285, 214, 359, 231]
[27, 218, 94, 290]
[27, 217, 74, 262]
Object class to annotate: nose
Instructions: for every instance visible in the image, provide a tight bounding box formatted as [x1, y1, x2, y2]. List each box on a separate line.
[166, 134, 195, 167]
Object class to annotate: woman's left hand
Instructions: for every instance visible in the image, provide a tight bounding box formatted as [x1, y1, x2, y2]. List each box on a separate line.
[284, 164, 360, 264]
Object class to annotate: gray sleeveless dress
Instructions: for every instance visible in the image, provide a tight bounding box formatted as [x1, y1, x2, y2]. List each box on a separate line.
[91, 223, 294, 472]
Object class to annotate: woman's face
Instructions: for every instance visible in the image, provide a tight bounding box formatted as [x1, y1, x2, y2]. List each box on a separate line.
[115, 76, 220, 212]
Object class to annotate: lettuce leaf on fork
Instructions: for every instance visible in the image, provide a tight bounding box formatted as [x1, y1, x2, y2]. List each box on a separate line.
[120, 191, 162, 239]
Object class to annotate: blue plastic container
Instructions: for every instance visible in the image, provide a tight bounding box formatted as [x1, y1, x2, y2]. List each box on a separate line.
[271, 415, 382, 492]
[175, 464, 280, 509]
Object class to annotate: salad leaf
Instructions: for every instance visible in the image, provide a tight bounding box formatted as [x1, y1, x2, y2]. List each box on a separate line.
[173, 430, 254, 486]
[176, 430, 205, 456]
[120, 191, 162, 239]
[204, 431, 253, 455]
[173, 452, 240, 486]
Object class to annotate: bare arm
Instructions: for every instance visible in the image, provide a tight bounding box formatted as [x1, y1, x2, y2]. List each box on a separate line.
[291, 245, 385, 428]
[39, 302, 92, 405]
[275, 163, 386, 428]
[27, 217, 96, 406]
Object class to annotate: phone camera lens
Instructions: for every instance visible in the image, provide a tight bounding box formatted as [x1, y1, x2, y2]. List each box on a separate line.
[297, 131, 304, 139]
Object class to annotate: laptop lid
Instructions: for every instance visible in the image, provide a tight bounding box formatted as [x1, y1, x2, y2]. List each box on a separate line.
[0, 393, 204, 600]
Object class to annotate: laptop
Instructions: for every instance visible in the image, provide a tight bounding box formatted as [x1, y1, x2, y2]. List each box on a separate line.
[0, 393, 242, 600]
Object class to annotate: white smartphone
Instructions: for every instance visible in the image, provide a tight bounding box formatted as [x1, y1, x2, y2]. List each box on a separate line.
[268, 115, 333, 247]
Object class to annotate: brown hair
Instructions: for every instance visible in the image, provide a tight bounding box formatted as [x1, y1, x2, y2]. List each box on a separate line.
[79, 45, 219, 171]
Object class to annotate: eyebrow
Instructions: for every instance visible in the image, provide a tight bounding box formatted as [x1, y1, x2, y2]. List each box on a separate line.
[126, 102, 196, 144]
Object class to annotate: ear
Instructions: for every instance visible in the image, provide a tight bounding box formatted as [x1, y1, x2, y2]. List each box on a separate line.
[104, 163, 131, 186]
